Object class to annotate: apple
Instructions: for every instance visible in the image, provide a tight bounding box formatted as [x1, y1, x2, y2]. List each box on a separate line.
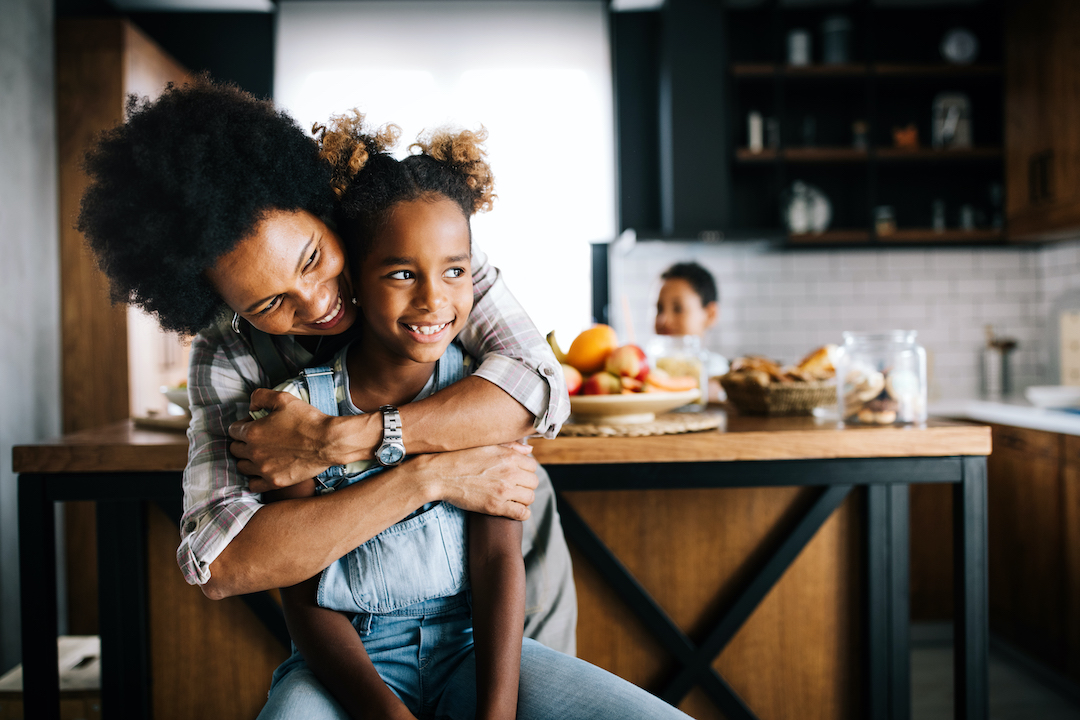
[604, 344, 649, 382]
[561, 363, 583, 395]
[581, 371, 622, 396]
[620, 376, 644, 392]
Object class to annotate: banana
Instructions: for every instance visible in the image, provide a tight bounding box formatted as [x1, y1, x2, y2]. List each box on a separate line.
[546, 330, 569, 364]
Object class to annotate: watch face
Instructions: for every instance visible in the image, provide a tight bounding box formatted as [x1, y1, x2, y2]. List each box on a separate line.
[378, 444, 405, 465]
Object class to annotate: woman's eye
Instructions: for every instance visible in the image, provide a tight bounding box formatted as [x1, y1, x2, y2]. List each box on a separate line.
[445, 267, 466, 279]
[257, 296, 282, 315]
[302, 249, 318, 272]
[387, 270, 413, 280]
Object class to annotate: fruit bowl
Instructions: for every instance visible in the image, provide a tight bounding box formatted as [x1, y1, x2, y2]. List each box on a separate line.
[569, 389, 701, 425]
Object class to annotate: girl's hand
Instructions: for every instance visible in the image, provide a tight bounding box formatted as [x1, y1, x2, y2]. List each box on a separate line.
[228, 388, 339, 492]
[410, 444, 538, 521]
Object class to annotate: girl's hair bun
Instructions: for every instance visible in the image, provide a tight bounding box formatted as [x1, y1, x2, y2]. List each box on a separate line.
[411, 126, 495, 215]
[314, 110, 401, 198]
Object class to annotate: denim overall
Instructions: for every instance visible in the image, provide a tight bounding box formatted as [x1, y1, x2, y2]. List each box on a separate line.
[268, 343, 478, 715]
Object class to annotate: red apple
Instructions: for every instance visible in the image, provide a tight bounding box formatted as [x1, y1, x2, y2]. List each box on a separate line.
[561, 363, 583, 395]
[581, 371, 623, 396]
[604, 344, 649, 382]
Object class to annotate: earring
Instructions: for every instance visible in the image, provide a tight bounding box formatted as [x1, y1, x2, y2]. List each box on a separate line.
[231, 312, 242, 334]
[351, 297, 358, 306]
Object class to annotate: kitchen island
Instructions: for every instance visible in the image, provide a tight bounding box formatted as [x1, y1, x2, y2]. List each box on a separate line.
[15, 413, 991, 720]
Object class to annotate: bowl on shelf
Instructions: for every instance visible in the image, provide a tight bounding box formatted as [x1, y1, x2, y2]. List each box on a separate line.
[161, 385, 190, 414]
[569, 389, 701, 425]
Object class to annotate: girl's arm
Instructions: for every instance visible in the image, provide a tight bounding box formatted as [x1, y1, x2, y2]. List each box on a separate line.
[227, 246, 569, 490]
[469, 513, 525, 720]
[280, 578, 417, 720]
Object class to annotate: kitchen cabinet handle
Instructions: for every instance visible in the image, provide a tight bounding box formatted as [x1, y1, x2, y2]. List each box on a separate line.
[1028, 150, 1054, 204]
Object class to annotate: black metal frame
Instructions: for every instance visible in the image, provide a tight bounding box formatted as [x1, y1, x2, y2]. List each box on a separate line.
[17, 471, 290, 720]
[547, 455, 989, 720]
[18, 454, 988, 720]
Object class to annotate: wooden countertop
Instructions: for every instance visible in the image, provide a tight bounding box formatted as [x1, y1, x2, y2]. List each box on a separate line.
[13, 412, 991, 475]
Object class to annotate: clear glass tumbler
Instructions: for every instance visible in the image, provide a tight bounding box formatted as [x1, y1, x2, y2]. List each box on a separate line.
[836, 331, 927, 425]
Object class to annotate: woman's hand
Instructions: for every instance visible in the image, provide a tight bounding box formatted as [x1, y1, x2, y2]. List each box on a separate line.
[411, 443, 538, 521]
[228, 388, 344, 492]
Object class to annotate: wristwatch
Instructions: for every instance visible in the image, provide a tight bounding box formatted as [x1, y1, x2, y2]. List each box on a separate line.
[375, 405, 406, 467]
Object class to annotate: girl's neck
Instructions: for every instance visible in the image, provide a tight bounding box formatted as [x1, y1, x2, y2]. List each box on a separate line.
[345, 330, 438, 413]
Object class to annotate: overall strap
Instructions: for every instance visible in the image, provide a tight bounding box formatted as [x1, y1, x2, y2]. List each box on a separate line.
[434, 342, 466, 390]
[248, 327, 292, 388]
[299, 366, 348, 492]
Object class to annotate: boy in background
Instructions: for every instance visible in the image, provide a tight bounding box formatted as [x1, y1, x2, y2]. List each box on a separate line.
[654, 262, 729, 402]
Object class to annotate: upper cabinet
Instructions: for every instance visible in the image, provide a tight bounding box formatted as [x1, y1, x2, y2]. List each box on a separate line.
[614, 0, 1009, 245]
[1004, 0, 1080, 241]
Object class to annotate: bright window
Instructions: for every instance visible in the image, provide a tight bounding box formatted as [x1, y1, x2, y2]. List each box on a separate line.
[276, 0, 616, 342]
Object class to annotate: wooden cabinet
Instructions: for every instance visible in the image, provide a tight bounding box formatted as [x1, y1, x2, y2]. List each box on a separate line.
[912, 422, 1080, 682]
[986, 425, 1069, 666]
[1005, 0, 1080, 240]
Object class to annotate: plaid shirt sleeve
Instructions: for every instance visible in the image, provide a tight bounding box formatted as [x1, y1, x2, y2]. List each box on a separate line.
[176, 319, 271, 586]
[457, 245, 570, 438]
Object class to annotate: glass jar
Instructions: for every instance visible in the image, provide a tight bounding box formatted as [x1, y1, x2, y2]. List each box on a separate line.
[836, 331, 927, 425]
[644, 335, 709, 411]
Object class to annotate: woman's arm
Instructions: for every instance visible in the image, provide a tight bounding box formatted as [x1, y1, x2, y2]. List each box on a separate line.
[201, 445, 538, 599]
[231, 376, 533, 491]
[280, 578, 417, 720]
[227, 246, 569, 489]
[469, 513, 525, 720]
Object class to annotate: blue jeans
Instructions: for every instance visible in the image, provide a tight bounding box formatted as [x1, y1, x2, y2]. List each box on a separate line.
[258, 594, 690, 720]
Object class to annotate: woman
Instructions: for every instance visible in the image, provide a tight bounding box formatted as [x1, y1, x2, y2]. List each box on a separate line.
[76, 75, 577, 662]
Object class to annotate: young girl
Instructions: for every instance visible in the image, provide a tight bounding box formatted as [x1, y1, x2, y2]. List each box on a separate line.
[258, 114, 692, 720]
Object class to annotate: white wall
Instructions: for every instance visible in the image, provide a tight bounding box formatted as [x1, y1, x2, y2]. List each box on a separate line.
[611, 239, 1045, 400]
[0, 0, 61, 673]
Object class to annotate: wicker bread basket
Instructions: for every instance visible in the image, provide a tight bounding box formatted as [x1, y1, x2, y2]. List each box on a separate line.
[720, 377, 836, 416]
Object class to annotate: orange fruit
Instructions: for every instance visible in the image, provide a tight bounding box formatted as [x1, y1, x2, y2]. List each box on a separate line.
[565, 324, 619, 374]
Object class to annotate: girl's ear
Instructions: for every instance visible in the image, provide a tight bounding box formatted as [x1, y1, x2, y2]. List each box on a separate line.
[705, 300, 719, 328]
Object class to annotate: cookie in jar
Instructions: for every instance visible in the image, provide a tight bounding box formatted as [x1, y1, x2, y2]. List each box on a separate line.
[836, 331, 927, 425]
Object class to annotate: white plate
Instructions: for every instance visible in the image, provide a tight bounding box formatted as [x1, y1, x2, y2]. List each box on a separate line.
[569, 389, 702, 424]
[1024, 385, 1080, 408]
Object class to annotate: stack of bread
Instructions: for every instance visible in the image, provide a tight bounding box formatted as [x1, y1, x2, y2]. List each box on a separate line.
[720, 345, 837, 416]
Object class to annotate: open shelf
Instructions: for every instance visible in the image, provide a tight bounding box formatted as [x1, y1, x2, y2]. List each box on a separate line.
[788, 230, 872, 244]
[882, 228, 1006, 243]
[736, 147, 1002, 163]
[732, 63, 1003, 79]
[787, 228, 1006, 246]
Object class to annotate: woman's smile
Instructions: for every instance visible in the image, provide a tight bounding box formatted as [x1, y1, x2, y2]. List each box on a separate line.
[207, 210, 359, 337]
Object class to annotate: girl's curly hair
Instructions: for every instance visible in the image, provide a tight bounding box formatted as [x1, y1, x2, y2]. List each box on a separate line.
[313, 111, 496, 262]
[77, 75, 335, 335]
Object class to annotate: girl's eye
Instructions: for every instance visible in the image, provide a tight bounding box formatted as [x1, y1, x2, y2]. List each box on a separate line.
[387, 270, 414, 280]
[445, 267, 466, 279]
[257, 295, 282, 316]
[302, 249, 318, 272]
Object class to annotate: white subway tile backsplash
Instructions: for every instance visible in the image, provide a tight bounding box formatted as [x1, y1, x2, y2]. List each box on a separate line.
[954, 278, 999, 297]
[909, 278, 953, 298]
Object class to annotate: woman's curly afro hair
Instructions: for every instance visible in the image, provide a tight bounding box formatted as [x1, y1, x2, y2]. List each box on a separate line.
[314, 110, 495, 264]
[78, 75, 335, 335]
